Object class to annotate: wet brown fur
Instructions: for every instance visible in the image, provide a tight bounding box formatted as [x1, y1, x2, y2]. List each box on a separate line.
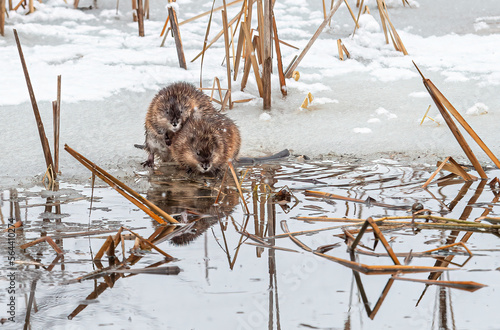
[143, 82, 216, 167]
[170, 113, 241, 175]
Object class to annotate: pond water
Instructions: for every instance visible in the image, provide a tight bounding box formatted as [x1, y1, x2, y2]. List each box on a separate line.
[1, 159, 499, 329]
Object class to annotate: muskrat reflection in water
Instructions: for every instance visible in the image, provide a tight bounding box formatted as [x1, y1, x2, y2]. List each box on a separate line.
[146, 165, 239, 245]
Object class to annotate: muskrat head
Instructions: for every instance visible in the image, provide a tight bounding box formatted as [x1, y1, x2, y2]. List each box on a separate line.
[161, 96, 185, 133]
[190, 136, 217, 173]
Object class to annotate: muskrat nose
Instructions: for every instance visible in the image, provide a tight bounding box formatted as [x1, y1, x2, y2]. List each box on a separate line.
[201, 162, 210, 171]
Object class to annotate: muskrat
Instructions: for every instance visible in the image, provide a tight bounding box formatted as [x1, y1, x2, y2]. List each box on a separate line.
[142, 82, 216, 167]
[170, 113, 241, 175]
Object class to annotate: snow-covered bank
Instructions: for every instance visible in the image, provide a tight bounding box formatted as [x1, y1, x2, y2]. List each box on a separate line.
[1, 0, 499, 187]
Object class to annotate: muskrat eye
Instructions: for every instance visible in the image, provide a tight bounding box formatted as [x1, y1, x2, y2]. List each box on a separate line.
[196, 150, 201, 156]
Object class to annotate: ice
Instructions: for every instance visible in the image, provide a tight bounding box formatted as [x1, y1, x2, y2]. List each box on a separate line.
[1, 0, 500, 186]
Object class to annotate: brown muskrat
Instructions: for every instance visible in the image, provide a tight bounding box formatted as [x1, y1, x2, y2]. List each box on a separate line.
[142, 82, 216, 167]
[170, 113, 241, 175]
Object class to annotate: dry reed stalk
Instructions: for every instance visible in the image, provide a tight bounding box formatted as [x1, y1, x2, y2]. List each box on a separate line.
[221, 8, 233, 108]
[131, 0, 137, 21]
[14, 29, 55, 178]
[168, 5, 187, 69]
[233, 25, 245, 80]
[240, 53, 252, 89]
[20, 236, 64, 255]
[0, 0, 5, 37]
[245, 241, 299, 253]
[198, 0, 217, 87]
[241, 20, 264, 96]
[256, 0, 265, 61]
[280, 220, 312, 252]
[191, 9, 244, 63]
[64, 145, 178, 224]
[253, 34, 263, 64]
[378, 2, 408, 54]
[160, 15, 170, 37]
[337, 39, 344, 60]
[179, 0, 243, 27]
[8, 0, 11, 11]
[414, 62, 489, 178]
[422, 241, 472, 256]
[437, 158, 477, 180]
[272, 14, 287, 96]
[350, 217, 400, 265]
[52, 75, 61, 174]
[322, 0, 327, 19]
[419, 105, 440, 125]
[122, 227, 174, 259]
[376, 0, 389, 43]
[228, 161, 250, 214]
[262, 0, 272, 109]
[314, 250, 454, 275]
[28, 0, 33, 13]
[13, 0, 23, 11]
[432, 86, 500, 170]
[284, 0, 343, 78]
[94, 236, 113, 260]
[393, 277, 486, 292]
[304, 190, 407, 209]
[422, 156, 453, 188]
[229, 24, 236, 68]
[343, 0, 359, 28]
[353, 0, 364, 35]
[2, 220, 22, 233]
[136, 0, 145, 37]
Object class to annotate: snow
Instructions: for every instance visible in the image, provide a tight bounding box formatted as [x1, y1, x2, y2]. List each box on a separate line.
[1, 0, 500, 186]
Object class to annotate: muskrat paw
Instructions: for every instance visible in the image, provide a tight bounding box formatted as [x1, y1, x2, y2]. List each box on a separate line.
[141, 159, 155, 168]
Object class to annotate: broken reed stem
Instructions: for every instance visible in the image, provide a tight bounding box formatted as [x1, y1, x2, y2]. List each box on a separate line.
[64, 145, 178, 224]
[198, 0, 216, 87]
[14, 29, 55, 177]
[122, 227, 174, 259]
[0, 0, 5, 37]
[241, 20, 264, 96]
[137, 0, 145, 37]
[228, 161, 250, 214]
[168, 5, 187, 69]
[262, 0, 273, 110]
[392, 277, 486, 292]
[20, 236, 64, 255]
[421, 156, 451, 189]
[285, 0, 343, 78]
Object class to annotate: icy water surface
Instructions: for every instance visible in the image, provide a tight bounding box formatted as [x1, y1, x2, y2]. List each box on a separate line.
[1, 160, 499, 329]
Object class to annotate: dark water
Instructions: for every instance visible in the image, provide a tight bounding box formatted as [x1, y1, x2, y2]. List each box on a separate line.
[1, 160, 499, 329]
